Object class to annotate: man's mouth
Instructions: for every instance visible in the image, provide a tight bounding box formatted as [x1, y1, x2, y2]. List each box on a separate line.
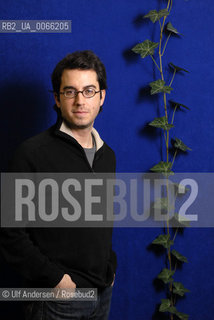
[73, 110, 88, 114]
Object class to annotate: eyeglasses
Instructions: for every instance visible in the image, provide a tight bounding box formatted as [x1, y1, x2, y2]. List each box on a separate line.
[59, 88, 101, 99]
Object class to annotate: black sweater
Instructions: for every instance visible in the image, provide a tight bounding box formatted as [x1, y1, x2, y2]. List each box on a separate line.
[1, 119, 117, 289]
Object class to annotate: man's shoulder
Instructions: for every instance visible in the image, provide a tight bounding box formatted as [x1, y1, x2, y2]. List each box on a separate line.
[92, 127, 116, 160]
[19, 126, 55, 152]
[103, 142, 116, 158]
[9, 125, 56, 171]
[100, 142, 116, 172]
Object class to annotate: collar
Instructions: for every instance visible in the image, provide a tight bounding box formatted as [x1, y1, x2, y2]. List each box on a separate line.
[59, 120, 104, 151]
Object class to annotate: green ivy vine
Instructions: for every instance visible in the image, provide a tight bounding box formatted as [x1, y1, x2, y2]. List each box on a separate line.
[132, 1, 191, 319]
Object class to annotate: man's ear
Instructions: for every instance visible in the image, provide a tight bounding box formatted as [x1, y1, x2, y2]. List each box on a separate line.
[100, 89, 106, 107]
[54, 93, 60, 108]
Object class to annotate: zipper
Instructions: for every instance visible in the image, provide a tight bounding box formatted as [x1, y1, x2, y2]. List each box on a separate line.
[55, 126, 102, 174]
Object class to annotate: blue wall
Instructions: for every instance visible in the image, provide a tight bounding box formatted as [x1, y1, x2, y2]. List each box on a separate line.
[0, 0, 214, 319]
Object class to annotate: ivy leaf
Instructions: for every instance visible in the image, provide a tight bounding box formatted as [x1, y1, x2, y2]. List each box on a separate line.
[173, 183, 190, 194]
[149, 79, 173, 95]
[169, 100, 190, 110]
[144, 10, 159, 23]
[173, 282, 190, 297]
[153, 198, 174, 214]
[144, 9, 169, 23]
[159, 299, 177, 314]
[175, 311, 189, 320]
[169, 62, 189, 73]
[158, 9, 170, 19]
[166, 22, 180, 34]
[152, 234, 174, 249]
[169, 213, 190, 227]
[132, 40, 159, 58]
[150, 161, 173, 174]
[169, 306, 178, 314]
[159, 299, 171, 312]
[158, 268, 175, 284]
[174, 138, 192, 152]
[171, 249, 188, 263]
[149, 116, 174, 131]
[153, 198, 169, 211]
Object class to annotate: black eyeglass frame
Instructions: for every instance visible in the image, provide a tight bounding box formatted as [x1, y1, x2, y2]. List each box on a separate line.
[59, 89, 101, 99]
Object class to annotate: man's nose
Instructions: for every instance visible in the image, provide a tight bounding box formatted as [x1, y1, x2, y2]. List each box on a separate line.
[75, 91, 85, 104]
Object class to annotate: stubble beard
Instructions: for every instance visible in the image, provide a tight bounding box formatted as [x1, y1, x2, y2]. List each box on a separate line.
[64, 118, 94, 130]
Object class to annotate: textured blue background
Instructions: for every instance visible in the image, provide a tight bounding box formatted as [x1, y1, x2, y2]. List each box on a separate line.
[0, 0, 214, 319]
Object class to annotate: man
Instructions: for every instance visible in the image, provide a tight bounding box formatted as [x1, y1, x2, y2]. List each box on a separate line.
[1, 50, 117, 319]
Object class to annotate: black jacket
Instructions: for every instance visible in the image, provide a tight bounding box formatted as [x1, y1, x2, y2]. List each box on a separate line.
[1, 119, 117, 289]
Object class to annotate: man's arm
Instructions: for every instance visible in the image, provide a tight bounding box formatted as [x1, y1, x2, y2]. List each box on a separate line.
[0, 227, 66, 287]
[0, 143, 74, 288]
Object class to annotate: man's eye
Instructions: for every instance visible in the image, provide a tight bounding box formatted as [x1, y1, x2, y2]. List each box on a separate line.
[84, 89, 95, 95]
[65, 90, 75, 96]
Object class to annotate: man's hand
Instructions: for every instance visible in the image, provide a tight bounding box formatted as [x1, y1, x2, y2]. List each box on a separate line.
[55, 274, 76, 289]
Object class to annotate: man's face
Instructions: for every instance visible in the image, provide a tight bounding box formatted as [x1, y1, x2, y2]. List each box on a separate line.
[55, 69, 106, 129]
